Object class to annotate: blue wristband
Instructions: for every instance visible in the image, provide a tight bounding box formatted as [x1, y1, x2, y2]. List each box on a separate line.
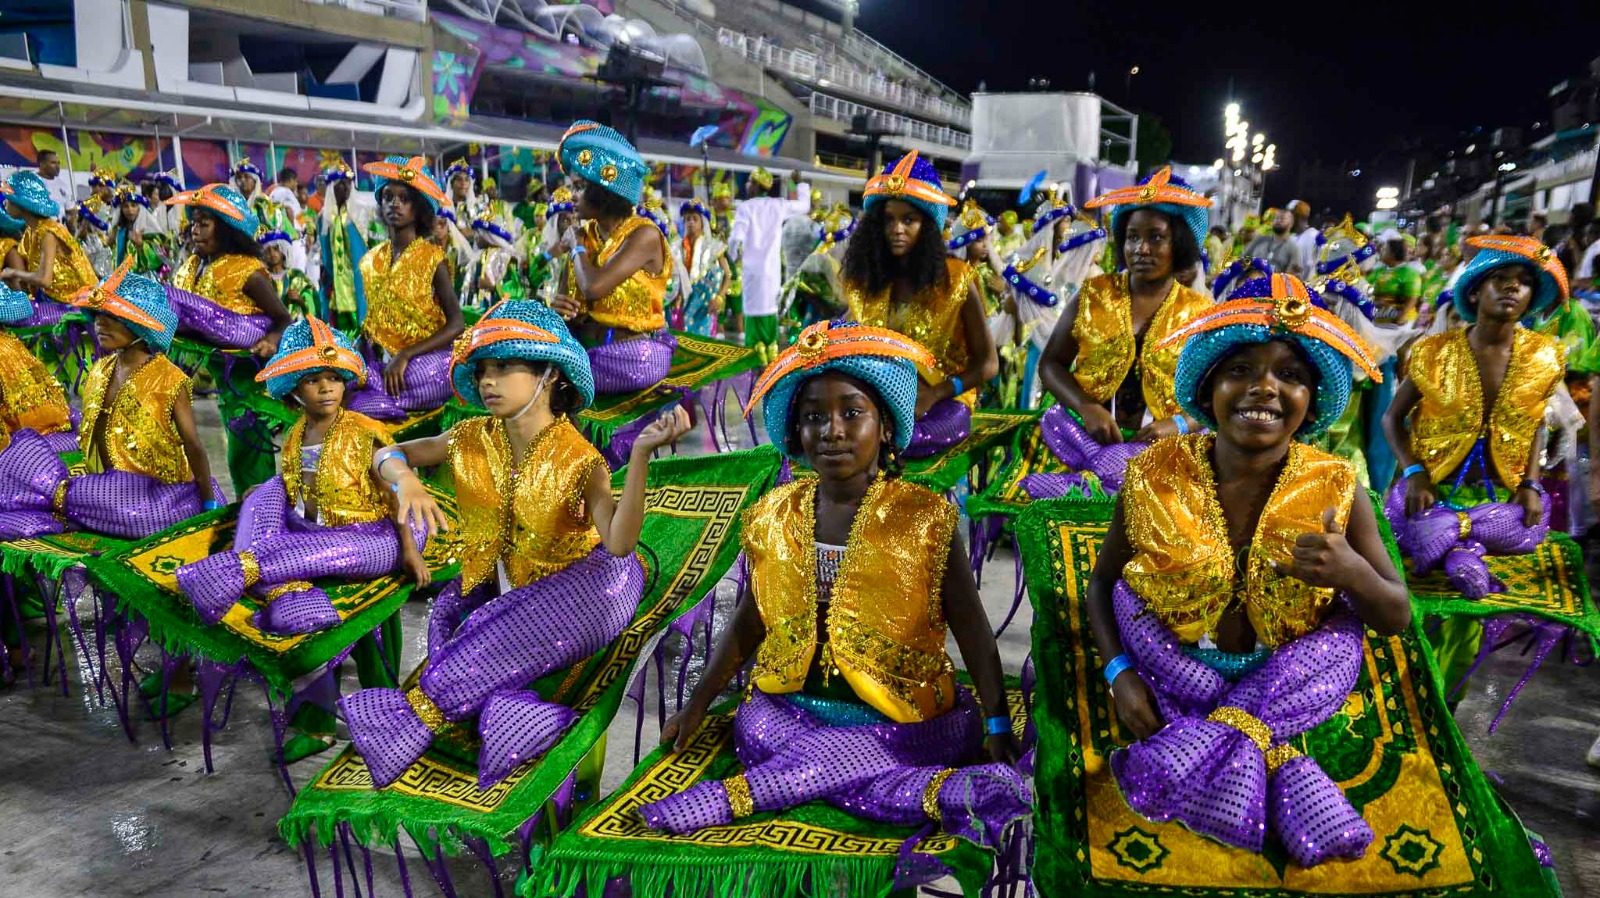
[1103, 653, 1134, 686]
[1173, 415, 1189, 435]
[1401, 463, 1427, 480]
[202, 499, 224, 511]
[949, 376, 964, 397]
[984, 715, 1011, 737]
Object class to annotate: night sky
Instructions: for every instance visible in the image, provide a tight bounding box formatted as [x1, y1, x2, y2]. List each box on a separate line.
[853, 0, 1597, 214]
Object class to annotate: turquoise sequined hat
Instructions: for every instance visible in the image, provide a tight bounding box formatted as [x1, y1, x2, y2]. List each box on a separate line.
[0, 205, 24, 236]
[1448, 234, 1568, 323]
[363, 155, 450, 213]
[450, 300, 595, 410]
[744, 319, 939, 457]
[4, 170, 61, 219]
[1084, 166, 1211, 256]
[1164, 274, 1383, 439]
[64, 259, 179, 352]
[164, 183, 261, 239]
[558, 120, 650, 206]
[256, 316, 367, 401]
[862, 150, 956, 233]
[0, 283, 33, 324]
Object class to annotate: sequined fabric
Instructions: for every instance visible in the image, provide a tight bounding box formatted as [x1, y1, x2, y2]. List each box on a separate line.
[170, 253, 268, 315]
[845, 257, 976, 381]
[637, 688, 1030, 853]
[345, 345, 452, 416]
[1121, 435, 1355, 647]
[360, 239, 448, 355]
[743, 478, 959, 723]
[1070, 273, 1212, 419]
[11, 298, 69, 328]
[164, 283, 270, 350]
[1110, 581, 1373, 866]
[18, 218, 95, 302]
[340, 545, 643, 787]
[1406, 327, 1564, 487]
[1383, 480, 1550, 599]
[280, 410, 392, 528]
[588, 330, 676, 395]
[446, 416, 604, 593]
[78, 354, 194, 484]
[1036, 404, 1149, 491]
[902, 397, 971, 460]
[0, 428, 69, 539]
[0, 331, 71, 435]
[583, 215, 669, 333]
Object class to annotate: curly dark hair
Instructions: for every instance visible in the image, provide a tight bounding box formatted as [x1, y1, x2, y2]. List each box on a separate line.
[582, 182, 636, 222]
[782, 372, 903, 479]
[474, 359, 584, 416]
[1112, 208, 1200, 273]
[840, 201, 949, 296]
[378, 182, 437, 236]
[193, 207, 261, 260]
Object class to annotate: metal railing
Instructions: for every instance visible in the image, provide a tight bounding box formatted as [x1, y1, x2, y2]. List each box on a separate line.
[839, 30, 963, 107]
[717, 28, 969, 128]
[809, 92, 970, 151]
[316, 0, 428, 22]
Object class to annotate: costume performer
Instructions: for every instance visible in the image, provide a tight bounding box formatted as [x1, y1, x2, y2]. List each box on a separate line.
[730, 167, 811, 362]
[639, 319, 1030, 852]
[317, 161, 375, 331]
[462, 212, 526, 308]
[75, 198, 116, 278]
[164, 183, 292, 355]
[530, 186, 577, 300]
[260, 224, 320, 319]
[1032, 167, 1211, 493]
[111, 184, 171, 276]
[549, 121, 677, 397]
[841, 151, 998, 459]
[0, 260, 220, 541]
[779, 203, 854, 334]
[0, 170, 97, 328]
[0, 284, 73, 454]
[1383, 236, 1567, 694]
[230, 158, 271, 220]
[673, 198, 730, 337]
[176, 316, 423, 636]
[345, 156, 465, 420]
[1086, 273, 1409, 866]
[709, 181, 742, 341]
[341, 300, 690, 788]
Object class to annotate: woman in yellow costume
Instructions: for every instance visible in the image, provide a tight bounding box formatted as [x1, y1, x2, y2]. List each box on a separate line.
[164, 183, 292, 355]
[0, 170, 96, 328]
[840, 150, 998, 458]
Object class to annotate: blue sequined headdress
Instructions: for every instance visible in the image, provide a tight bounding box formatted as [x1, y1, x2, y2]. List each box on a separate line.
[363, 156, 449, 213]
[0, 283, 33, 324]
[1084, 166, 1211, 255]
[3, 170, 61, 219]
[164, 183, 261, 239]
[743, 319, 939, 456]
[1447, 235, 1568, 323]
[947, 198, 995, 252]
[1160, 274, 1383, 439]
[862, 151, 957, 233]
[63, 258, 179, 352]
[558, 121, 651, 206]
[450, 300, 595, 410]
[0, 204, 24, 237]
[255, 316, 367, 401]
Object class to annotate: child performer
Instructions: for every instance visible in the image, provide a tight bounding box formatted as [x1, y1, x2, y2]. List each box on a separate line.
[0, 260, 220, 541]
[111, 184, 170, 276]
[0, 284, 73, 454]
[1088, 273, 1408, 866]
[1383, 236, 1567, 692]
[0, 171, 97, 327]
[164, 183, 292, 356]
[675, 198, 730, 337]
[841, 151, 999, 458]
[175, 317, 424, 637]
[642, 319, 1030, 852]
[341, 300, 690, 788]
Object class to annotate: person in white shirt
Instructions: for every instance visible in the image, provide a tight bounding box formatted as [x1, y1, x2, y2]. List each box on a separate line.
[269, 167, 303, 219]
[729, 167, 810, 362]
[1289, 199, 1320, 279]
[35, 149, 74, 214]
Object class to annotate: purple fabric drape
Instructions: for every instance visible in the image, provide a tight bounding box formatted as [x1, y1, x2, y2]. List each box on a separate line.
[902, 398, 972, 460]
[1026, 404, 1149, 498]
[164, 285, 271, 350]
[589, 331, 676, 395]
[345, 345, 453, 421]
[1383, 481, 1550, 599]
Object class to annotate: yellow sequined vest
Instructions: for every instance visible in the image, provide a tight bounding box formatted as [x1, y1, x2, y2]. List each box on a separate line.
[579, 215, 669, 332]
[1121, 435, 1356, 648]
[281, 410, 393, 528]
[1070, 273, 1213, 419]
[171, 254, 268, 315]
[743, 478, 959, 723]
[446, 416, 605, 592]
[0, 235, 18, 265]
[846, 257, 977, 386]
[79, 354, 194, 484]
[0, 332, 71, 435]
[19, 219, 95, 303]
[1407, 327, 1565, 488]
[361, 239, 448, 355]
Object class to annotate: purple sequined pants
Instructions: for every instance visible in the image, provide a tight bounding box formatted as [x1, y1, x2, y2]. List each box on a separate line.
[165, 285, 271, 350]
[0, 428, 216, 540]
[15, 297, 69, 328]
[901, 398, 972, 460]
[340, 547, 643, 788]
[637, 689, 1032, 853]
[1383, 481, 1550, 599]
[175, 477, 422, 635]
[1109, 581, 1373, 866]
[344, 345, 453, 421]
[589, 331, 676, 395]
[1024, 405, 1149, 497]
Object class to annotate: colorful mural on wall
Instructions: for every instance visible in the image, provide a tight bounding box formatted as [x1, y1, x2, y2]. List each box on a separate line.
[0, 126, 173, 180]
